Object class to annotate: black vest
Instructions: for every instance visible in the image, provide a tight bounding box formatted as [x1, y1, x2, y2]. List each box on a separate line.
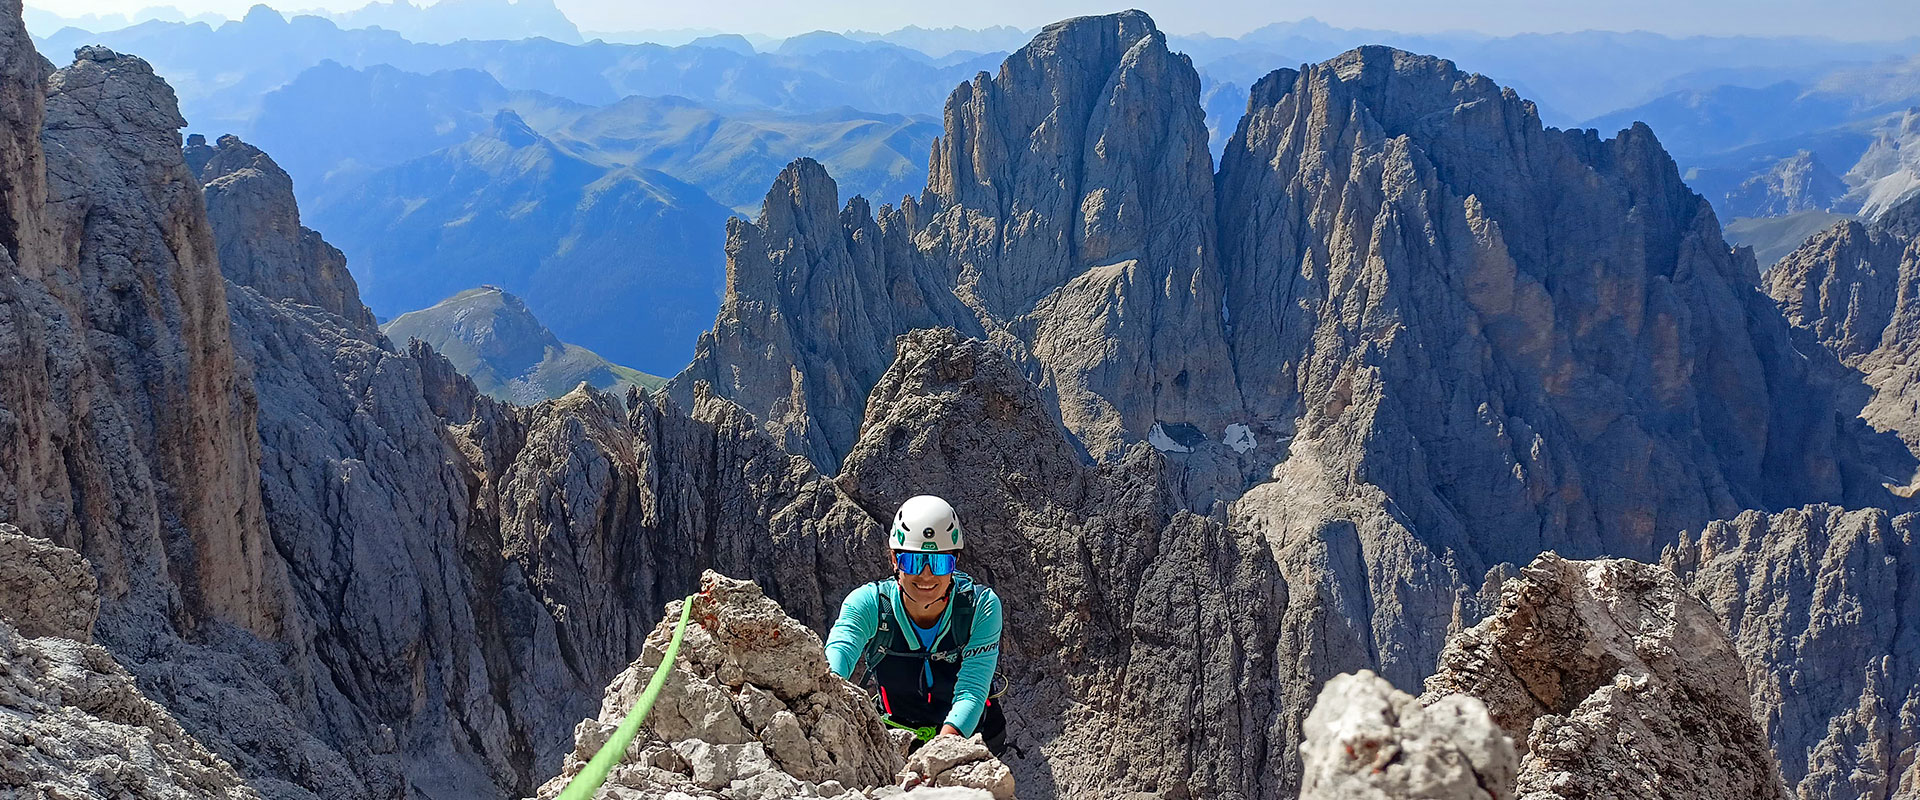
[857, 579, 978, 725]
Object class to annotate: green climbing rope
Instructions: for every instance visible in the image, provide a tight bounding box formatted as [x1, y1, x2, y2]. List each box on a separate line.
[879, 714, 940, 743]
[557, 595, 696, 800]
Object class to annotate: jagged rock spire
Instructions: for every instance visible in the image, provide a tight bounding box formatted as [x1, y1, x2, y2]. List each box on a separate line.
[1217, 45, 1880, 567]
[682, 11, 1242, 478]
[189, 132, 378, 333]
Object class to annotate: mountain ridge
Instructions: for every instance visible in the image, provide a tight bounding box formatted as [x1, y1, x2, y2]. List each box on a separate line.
[382, 285, 666, 404]
[0, 6, 1916, 800]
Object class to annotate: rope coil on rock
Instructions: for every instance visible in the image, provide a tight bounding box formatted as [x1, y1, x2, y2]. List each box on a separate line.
[557, 594, 696, 800]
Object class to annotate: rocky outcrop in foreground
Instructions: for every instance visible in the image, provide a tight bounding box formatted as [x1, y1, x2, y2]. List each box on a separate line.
[535, 570, 1012, 800]
[1303, 552, 1793, 800]
[0, 526, 262, 799]
[1299, 670, 1515, 800]
[1422, 553, 1787, 800]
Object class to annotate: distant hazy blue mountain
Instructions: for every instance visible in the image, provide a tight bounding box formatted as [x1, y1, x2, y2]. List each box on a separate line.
[383, 286, 664, 404]
[312, 0, 582, 44]
[1177, 19, 1917, 124]
[845, 25, 1034, 58]
[311, 111, 732, 374]
[1588, 54, 1920, 220]
[34, 6, 999, 134]
[515, 95, 939, 213]
[22, 4, 224, 36]
[249, 61, 509, 198]
[686, 34, 755, 55]
[249, 61, 939, 214]
[1585, 81, 1863, 160]
[40, 6, 1908, 134]
[1200, 80, 1247, 165]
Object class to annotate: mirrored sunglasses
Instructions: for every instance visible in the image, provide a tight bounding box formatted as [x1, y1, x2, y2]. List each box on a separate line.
[894, 551, 958, 576]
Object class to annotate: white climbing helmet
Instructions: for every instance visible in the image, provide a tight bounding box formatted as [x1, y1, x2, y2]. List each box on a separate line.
[890, 495, 965, 552]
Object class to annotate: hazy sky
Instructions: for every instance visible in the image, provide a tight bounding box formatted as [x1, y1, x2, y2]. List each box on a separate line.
[40, 0, 1920, 39]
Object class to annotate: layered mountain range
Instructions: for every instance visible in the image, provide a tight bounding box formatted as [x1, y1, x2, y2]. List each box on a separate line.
[312, 108, 733, 374]
[1, 4, 1917, 800]
[1603, 57, 1920, 226]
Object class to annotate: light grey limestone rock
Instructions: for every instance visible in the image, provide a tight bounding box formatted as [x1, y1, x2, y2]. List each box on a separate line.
[0, 521, 98, 641]
[0, 615, 265, 799]
[1299, 670, 1515, 800]
[534, 571, 902, 800]
[898, 735, 1015, 799]
[1423, 553, 1788, 800]
[1664, 505, 1920, 800]
[0, 522, 259, 799]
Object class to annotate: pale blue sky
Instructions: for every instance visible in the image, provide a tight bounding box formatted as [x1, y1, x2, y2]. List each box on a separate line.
[42, 0, 1920, 39]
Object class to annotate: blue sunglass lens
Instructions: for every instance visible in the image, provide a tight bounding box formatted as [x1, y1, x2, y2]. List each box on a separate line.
[895, 552, 958, 576]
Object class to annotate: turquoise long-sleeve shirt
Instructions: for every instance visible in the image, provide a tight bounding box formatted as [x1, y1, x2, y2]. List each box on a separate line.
[824, 572, 1002, 736]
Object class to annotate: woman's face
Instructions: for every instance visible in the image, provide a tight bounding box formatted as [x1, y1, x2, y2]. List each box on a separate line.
[894, 552, 955, 605]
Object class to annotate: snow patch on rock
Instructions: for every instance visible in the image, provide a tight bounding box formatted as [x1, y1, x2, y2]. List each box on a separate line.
[1224, 423, 1256, 454]
[1148, 422, 1194, 453]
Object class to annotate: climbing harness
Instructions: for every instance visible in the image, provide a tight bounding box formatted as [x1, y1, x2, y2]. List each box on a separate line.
[556, 594, 696, 800]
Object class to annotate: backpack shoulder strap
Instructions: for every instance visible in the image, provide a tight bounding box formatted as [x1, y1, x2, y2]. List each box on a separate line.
[855, 579, 902, 681]
[925, 584, 978, 663]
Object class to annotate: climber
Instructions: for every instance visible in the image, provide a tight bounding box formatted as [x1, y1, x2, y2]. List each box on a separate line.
[824, 494, 1007, 754]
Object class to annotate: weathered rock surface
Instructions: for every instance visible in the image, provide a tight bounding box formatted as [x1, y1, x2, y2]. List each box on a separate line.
[1423, 553, 1787, 800]
[1299, 670, 1515, 800]
[0, 527, 262, 799]
[1765, 193, 1920, 476]
[0, 521, 98, 641]
[0, 616, 266, 799]
[188, 131, 376, 332]
[534, 571, 910, 799]
[0, 36, 290, 646]
[898, 735, 1015, 799]
[0, 18, 344, 797]
[1665, 505, 1920, 800]
[1221, 45, 1881, 567]
[680, 10, 1247, 488]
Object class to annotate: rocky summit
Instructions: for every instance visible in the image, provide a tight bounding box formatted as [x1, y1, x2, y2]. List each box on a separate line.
[0, 2, 1917, 800]
[533, 571, 1014, 800]
[382, 285, 666, 405]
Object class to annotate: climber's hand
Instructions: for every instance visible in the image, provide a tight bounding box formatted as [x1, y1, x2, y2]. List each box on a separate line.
[940, 724, 962, 737]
